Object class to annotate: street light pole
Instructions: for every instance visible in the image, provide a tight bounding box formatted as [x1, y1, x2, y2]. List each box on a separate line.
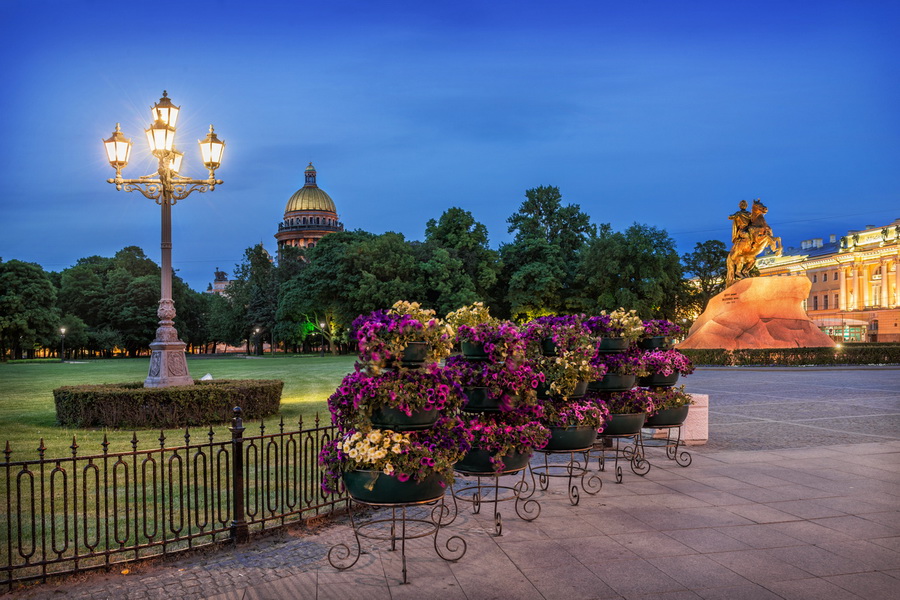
[103, 91, 226, 388]
[60, 327, 66, 362]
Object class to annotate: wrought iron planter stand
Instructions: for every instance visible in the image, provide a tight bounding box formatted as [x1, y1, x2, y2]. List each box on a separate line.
[592, 433, 651, 483]
[450, 463, 541, 536]
[642, 423, 692, 467]
[328, 496, 466, 584]
[531, 448, 602, 506]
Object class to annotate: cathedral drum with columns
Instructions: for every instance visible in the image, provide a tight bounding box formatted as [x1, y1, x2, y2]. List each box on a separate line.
[275, 162, 344, 249]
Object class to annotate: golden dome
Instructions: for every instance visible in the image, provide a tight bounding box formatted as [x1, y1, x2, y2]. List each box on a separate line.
[284, 162, 337, 214]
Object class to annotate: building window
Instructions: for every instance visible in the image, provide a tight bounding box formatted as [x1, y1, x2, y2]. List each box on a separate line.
[824, 295, 829, 309]
[813, 296, 818, 310]
[812, 274, 817, 282]
[835, 293, 839, 308]
[823, 273, 828, 282]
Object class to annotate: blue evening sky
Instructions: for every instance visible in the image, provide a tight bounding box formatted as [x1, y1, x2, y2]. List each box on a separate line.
[1, 0, 897, 292]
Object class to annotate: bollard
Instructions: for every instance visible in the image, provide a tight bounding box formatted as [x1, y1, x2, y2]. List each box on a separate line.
[229, 407, 249, 543]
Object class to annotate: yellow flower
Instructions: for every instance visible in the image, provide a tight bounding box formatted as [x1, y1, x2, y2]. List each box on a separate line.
[383, 463, 394, 475]
[350, 432, 362, 442]
[348, 448, 359, 459]
[367, 431, 382, 444]
[392, 443, 403, 453]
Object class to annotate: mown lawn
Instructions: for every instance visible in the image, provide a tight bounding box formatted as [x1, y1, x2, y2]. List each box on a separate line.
[0, 355, 356, 459]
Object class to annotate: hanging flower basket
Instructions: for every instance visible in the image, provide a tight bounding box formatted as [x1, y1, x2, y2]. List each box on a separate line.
[603, 412, 646, 436]
[645, 406, 690, 427]
[536, 380, 588, 400]
[370, 406, 440, 431]
[638, 372, 680, 387]
[597, 337, 629, 353]
[460, 340, 489, 360]
[454, 448, 532, 474]
[588, 373, 636, 392]
[343, 470, 446, 504]
[543, 426, 597, 451]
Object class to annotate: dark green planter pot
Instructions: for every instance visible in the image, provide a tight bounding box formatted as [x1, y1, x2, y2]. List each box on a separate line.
[638, 372, 680, 388]
[343, 470, 446, 504]
[454, 448, 532, 474]
[645, 406, 690, 427]
[597, 337, 629, 353]
[602, 412, 646, 436]
[370, 406, 440, 431]
[462, 386, 502, 412]
[541, 337, 558, 356]
[543, 426, 597, 451]
[536, 381, 588, 400]
[461, 340, 489, 361]
[638, 336, 671, 350]
[588, 373, 636, 392]
[399, 341, 429, 367]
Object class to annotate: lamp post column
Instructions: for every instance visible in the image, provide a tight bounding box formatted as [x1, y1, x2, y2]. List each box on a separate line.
[145, 179, 192, 387]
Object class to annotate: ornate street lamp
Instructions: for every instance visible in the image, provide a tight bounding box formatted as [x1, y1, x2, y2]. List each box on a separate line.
[103, 91, 226, 387]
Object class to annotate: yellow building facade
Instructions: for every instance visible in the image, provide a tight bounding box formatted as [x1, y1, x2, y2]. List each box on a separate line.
[756, 219, 900, 342]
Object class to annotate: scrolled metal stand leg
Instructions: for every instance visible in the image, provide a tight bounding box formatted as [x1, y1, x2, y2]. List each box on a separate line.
[566, 452, 580, 506]
[538, 455, 549, 490]
[513, 466, 541, 522]
[400, 505, 408, 584]
[614, 438, 623, 484]
[580, 450, 603, 496]
[390, 506, 397, 551]
[328, 500, 362, 571]
[433, 486, 458, 526]
[631, 432, 651, 476]
[433, 502, 467, 563]
[672, 426, 692, 467]
[492, 476, 503, 536]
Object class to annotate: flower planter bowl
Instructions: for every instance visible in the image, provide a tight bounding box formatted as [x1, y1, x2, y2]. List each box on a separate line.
[454, 448, 532, 474]
[536, 381, 588, 400]
[638, 336, 670, 350]
[597, 337, 629, 353]
[543, 426, 597, 451]
[462, 386, 505, 412]
[603, 412, 646, 436]
[399, 341, 429, 366]
[540, 337, 558, 356]
[343, 470, 446, 504]
[460, 340, 489, 361]
[645, 406, 690, 427]
[588, 373, 636, 393]
[370, 406, 440, 431]
[638, 372, 680, 387]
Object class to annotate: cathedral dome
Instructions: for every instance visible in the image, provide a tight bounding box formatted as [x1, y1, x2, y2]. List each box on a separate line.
[284, 163, 337, 213]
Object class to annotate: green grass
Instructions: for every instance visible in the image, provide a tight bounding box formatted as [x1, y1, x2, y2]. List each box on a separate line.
[0, 355, 355, 459]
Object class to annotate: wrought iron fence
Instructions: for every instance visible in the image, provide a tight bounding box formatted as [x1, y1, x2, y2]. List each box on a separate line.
[1, 408, 345, 590]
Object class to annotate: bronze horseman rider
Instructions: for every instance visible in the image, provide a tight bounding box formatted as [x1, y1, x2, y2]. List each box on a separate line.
[725, 198, 782, 287]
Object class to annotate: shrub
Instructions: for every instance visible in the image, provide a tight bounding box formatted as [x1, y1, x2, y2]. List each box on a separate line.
[53, 379, 283, 429]
[680, 345, 900, 366]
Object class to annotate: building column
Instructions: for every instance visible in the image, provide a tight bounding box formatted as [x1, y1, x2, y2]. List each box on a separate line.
[858, 264, 867, 308]
[848, 266, 857, 310]
[838, 267, 847, 310]
[881, 259, 890, 307]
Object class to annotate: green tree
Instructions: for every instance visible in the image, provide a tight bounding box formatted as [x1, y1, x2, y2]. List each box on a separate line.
[681, 239, 728, 313]
[230, 244, 277, 354]
[499, 186, 595, 319]
[0, 260, 60, 359]
[425, 207, 500, 303]
[102, 268, 159, 357]
[574, 223, 683, 319]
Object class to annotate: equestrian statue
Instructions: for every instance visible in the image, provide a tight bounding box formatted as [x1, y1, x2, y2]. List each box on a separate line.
[726, 198, 782, 287]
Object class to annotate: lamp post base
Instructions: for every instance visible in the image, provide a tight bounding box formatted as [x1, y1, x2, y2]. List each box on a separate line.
[145, 340, 194, 388]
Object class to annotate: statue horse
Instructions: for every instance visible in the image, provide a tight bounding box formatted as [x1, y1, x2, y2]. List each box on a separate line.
[726, 200, 782, 287]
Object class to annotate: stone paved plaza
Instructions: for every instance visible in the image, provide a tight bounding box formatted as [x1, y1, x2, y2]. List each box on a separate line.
[10, 367, 900, 600]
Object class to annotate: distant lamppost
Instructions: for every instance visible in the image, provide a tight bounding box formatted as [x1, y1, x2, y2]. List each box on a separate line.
[319, 321, 327, 357]
[60, 327, 66, 362]
[255, 327, 261, 356]
[103, 91, 225, 388]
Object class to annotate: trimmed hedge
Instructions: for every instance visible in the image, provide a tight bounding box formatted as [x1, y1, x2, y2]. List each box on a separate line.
[54, 379, 283, 429]
[681, 345, 900, 367]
